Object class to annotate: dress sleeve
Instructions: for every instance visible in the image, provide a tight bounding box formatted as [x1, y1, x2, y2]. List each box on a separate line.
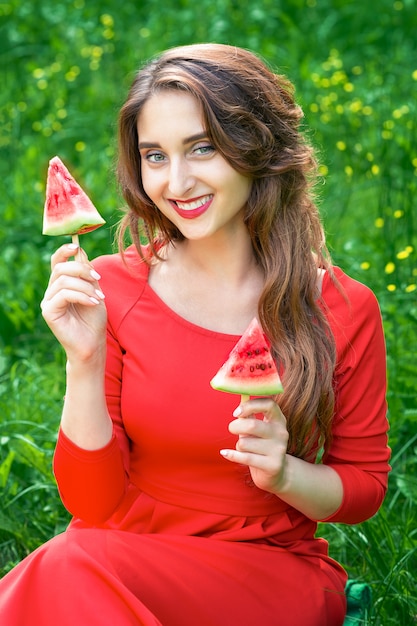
[320, 271, 391, 524]
[53, 249, 147, 524]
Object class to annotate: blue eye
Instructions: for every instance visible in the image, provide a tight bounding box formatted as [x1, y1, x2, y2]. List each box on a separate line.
[193, 144, 215, 155]
[146, 152, 165, 163]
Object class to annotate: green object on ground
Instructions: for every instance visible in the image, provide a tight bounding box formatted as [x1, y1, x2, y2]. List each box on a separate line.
[343, 580, 372, 625]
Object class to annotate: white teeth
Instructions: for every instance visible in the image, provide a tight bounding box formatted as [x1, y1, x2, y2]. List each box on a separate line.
[175, 195, 212, 210]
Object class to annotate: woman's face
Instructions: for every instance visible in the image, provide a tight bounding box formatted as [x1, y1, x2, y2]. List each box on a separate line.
[137, 90, 252, 242]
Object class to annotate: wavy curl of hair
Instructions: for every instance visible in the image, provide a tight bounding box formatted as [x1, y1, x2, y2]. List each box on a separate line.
[116, 43, 337, 461]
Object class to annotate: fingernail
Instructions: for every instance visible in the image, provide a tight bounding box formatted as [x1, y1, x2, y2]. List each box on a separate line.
[90, 269, 101, 280]
[89, 296, 100, 305]
[233, 406, 243, 417]
[95, 289, 105, 300]
[220, 449, 230, 458]
[68, 243, 79, 250]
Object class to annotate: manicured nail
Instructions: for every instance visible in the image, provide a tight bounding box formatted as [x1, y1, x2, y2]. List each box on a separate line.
[95, 289, 105, 300]
[233, 406, 242, 417]
[89, 296, 100, 304]
[68, 243, 79, 250]
[90, 269, 101, 280]
[220, 449, 230, 458]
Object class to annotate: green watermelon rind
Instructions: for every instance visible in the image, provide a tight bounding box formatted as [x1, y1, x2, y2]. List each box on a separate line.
[210, 370, 283, 396]
[42, 218, 104, 237]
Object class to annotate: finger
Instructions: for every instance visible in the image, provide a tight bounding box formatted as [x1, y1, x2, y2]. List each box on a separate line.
[50, 244, 97, 276]
[50, 243, 82, 268]
[49, 258, 102, 288]
[228, 416, 266, 437]
[236, 424, 287, 450]
[229, 419, 288, 453]
[236, 434, 271, 455]
[41, 287, 103, 317]
[48, 261, 101, 290]
[220, 447, 277, 471]
[233, 398, 285, 423]
[43, 274, 105, 306]
[228, 412, 289, 453]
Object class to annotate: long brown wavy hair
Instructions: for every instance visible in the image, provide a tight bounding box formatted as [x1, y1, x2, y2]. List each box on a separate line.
[116, 43, 337, 461]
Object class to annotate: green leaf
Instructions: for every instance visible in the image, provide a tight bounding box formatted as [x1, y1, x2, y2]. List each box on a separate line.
[0, 448, 15, 488]
[395, 472, 417, 504]
[0, 508, 20, 535]
[9, 435, 51, 477]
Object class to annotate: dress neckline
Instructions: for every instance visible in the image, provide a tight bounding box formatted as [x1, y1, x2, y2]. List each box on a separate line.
[125, 245, 334, 339]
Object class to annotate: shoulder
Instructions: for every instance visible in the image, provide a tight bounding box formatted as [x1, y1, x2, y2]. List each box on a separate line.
[91, 245, 151, 330]
[92, 244, 152, 290]
[322, 266, 381, 318]
[92, 244, 149, 277]
[321, 267, 384, 352]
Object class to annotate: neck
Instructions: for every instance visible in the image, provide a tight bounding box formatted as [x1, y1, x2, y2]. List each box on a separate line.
[149, 229, 264, 335]
[177, 231, 258, 285]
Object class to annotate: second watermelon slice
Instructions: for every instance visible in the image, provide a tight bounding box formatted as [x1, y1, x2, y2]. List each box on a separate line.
[210, 318, 283, 397]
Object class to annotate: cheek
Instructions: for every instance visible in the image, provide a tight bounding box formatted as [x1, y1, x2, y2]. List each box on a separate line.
[227, 173, 252, 206]
[141, 169, 160, 201]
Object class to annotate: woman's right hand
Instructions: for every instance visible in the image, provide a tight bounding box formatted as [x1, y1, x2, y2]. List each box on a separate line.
[41, 243, 107, 363]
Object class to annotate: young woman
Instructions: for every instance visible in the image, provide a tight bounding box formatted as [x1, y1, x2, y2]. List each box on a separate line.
[0, 44, 390, 625]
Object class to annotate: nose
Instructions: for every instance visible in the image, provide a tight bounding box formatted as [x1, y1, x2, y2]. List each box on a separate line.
[166, 157, 195, 198]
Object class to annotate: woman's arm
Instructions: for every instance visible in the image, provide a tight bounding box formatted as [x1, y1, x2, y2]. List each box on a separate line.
[61, 354, 112, 450]
[221, 399, 343, 521]
[42, 244, 127, 524]
[221, 275, 390, 523]
[41, 243, 112, 450]
[52, 327, 128, 524]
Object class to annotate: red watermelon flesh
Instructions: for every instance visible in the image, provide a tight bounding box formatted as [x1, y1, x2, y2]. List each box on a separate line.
[210, 318, 283, 397]
[42, 156, 105, 236]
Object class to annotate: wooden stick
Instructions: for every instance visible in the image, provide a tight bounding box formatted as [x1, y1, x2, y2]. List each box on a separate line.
[72, 233, 81, 261]
[240, 394, 250, 404]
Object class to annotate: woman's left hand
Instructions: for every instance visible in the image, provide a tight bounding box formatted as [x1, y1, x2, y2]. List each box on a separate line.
[221, 398, 289, 495]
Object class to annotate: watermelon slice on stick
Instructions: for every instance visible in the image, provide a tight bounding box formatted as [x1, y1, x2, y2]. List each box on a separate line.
[43, 156, 105, 256]
[210, 317, 283, 404]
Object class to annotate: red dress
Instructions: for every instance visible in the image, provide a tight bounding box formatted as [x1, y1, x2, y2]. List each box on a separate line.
[0, 247, 390, 626]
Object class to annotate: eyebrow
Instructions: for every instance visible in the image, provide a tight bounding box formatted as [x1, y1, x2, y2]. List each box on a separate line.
[138, 132, 209, 150]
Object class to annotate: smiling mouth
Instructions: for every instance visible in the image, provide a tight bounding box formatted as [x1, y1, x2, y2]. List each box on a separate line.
[170, 194, 213, 219]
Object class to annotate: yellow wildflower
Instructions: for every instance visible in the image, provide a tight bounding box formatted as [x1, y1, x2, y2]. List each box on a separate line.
[100, 14, 114, 27]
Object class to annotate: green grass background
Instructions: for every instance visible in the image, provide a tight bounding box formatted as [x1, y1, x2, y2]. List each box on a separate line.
[1, 1, 416, 623]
